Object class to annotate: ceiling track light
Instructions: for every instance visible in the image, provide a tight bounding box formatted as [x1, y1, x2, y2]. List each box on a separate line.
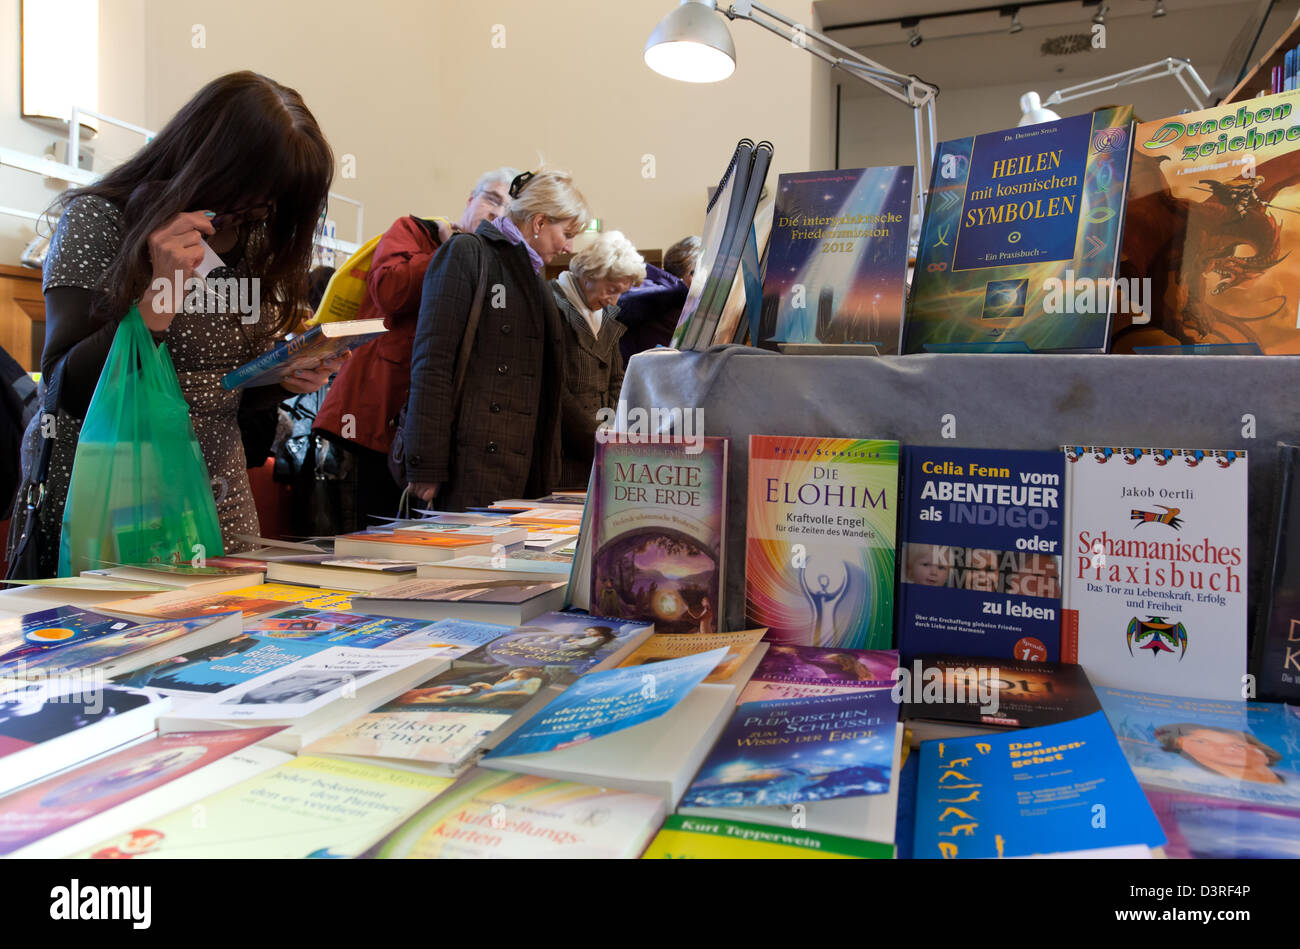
[902, 17, 922, 47]
[1001, 5, 1024, 33]
[1091, 4, 1108, 26]
[1153, 0, 1167, 17]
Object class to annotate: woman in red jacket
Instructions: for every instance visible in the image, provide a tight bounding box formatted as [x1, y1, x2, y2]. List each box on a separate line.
[313, 167, 517, 527]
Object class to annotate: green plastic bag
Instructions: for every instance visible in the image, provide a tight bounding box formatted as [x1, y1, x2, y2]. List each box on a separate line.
[59, 306, 225, 575]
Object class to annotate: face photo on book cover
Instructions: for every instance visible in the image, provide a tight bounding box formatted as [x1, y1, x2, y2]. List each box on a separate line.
[1102, 690, 1300, 807]
[902, 544, 1060, 598]
[226, 669, 380, 706]
[0, 682, 152, 754]
[593, 532, 717, 634]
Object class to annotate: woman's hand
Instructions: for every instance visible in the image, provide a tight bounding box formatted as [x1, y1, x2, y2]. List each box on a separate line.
[139, 211, 215, 332]
[408, 482, 440, 502]
[280, 353, 345, 394]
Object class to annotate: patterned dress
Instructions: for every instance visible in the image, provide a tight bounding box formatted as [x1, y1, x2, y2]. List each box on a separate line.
[39, 195, 273, 560]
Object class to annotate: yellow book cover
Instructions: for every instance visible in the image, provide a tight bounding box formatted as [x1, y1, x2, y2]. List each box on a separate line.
[74, 755, 450, 859]
[617, 628, 766, 683]
[97, 583, 353, 620]
[642, 815, 892, 859]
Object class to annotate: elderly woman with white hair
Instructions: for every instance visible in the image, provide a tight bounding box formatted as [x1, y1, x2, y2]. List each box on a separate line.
[550, 231, 646, 487]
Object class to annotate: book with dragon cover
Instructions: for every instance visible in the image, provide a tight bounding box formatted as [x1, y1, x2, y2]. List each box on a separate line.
[759, 166, 913, 352]
[1061, 446, 1247, 701]
[1114, 90, 1300, 354]
[904, 107, 1134, 353]
[745, 436, 898, 649]
[591, 438, 728, 635]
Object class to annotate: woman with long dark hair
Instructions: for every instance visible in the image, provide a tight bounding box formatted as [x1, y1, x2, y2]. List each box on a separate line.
[27, 71, 334, 571]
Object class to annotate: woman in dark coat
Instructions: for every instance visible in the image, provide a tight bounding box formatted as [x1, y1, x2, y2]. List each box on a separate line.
[403, 169, 591, 510]
[549, 230, 646, 488]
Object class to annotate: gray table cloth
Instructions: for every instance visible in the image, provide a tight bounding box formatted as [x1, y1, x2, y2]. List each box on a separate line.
[619, 344, 1300, 641]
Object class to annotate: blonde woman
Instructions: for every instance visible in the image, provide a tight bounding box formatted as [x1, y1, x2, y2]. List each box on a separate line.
[550, 231, 645, 487]
[404, 168, 590, 509]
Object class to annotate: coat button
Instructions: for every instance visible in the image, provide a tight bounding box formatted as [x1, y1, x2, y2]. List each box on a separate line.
[410, 454, 422, 465]
[490, 402, 501, 413]
[501, 324, 512, 334]
[486, 442, 498, 454]
[497, 364, 508, 375]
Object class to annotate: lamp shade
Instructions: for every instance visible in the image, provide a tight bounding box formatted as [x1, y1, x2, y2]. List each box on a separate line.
[644, 1, 737, 83]
[1017, 91, 1061, 127]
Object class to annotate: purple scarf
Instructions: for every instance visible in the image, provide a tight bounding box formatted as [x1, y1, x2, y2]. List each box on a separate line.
[496, 216, 544, 274]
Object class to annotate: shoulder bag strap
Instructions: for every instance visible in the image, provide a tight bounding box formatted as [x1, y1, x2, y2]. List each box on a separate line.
[450, 233, 490, 412]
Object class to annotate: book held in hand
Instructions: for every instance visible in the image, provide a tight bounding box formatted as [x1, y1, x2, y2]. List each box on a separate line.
[220, 318, 387, 390]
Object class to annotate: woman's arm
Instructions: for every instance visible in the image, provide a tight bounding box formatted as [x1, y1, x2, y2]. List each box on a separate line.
[403, 235, 481, 487]
[41, 287, 124, 418]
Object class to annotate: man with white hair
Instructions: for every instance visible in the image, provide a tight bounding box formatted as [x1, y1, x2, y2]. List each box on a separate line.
[312, 167, 519, 529]
[550, 230, 646, 487]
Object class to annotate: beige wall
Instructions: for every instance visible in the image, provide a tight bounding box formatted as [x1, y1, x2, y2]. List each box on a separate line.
[136, 0, 834, 253]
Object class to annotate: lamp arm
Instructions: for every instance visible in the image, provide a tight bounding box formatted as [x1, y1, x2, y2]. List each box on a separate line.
[1043, 58, 1210, 111]
[727, 0, 939, 109]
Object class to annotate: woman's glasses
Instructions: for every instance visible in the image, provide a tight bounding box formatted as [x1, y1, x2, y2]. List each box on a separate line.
[211, 203, 273, 231]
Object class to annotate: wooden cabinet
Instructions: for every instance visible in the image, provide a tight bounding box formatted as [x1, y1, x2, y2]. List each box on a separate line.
[0, 264, 45, 372]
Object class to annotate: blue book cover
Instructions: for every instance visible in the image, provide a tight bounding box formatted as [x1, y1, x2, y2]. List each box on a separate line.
[913, 710, 1165, 858]
[371, 617, 511, 653]
[220, 319, 386, 390]
[1098, 686, 1300, 809]
[760, 166, 914, 352]
[680, 688, 899, 808]
[114, 635, 325, 694]
[483, 647, 727, 757]
[904, 107, 1134, 353]
[242, 609, 443, 649]
[0, 607, 138, 672]
[898, 446, 1065, 662]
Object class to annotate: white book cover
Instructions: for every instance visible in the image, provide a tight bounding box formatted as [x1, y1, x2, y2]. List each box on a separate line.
[481, 683, 737, 809]
[162, 647, 440, 721]
[1061, 447, 1247, 700]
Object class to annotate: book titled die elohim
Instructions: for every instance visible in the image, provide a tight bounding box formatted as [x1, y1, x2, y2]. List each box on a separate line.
[746, 436, 898, 650]
[591, 437, 728, 635]
[1060, 446, 1247, 701]
[898, 446, 1065, 663]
